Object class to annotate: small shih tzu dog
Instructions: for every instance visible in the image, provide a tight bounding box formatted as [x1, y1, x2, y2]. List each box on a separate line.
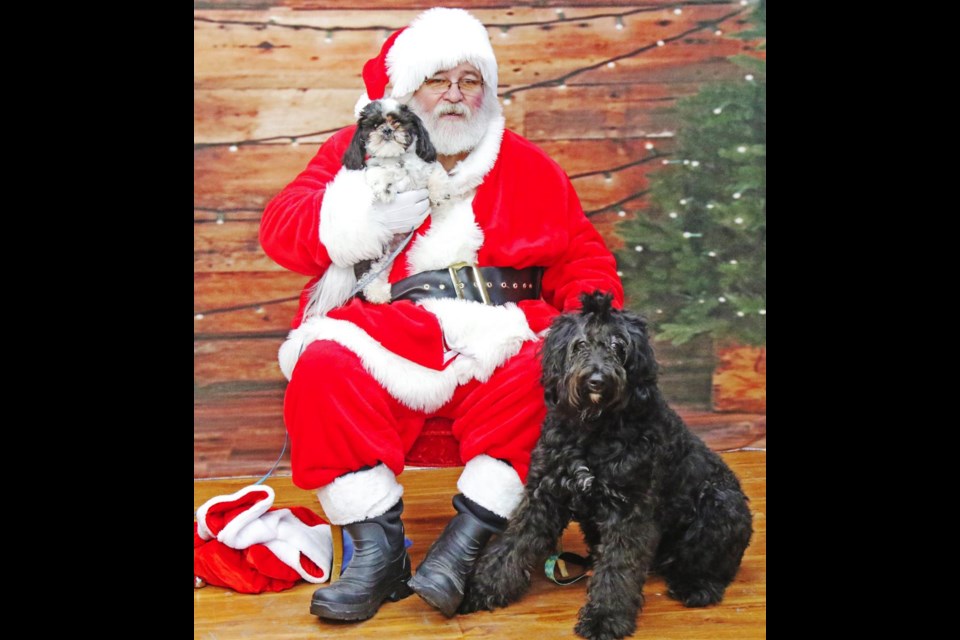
[343, 99, 449, 207]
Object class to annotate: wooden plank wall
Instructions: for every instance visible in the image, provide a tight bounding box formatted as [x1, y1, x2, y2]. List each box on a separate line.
[195, 1, 761, 474]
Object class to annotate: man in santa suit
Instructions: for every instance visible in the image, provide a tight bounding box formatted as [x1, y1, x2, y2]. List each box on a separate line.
[259, 7, 623, 622]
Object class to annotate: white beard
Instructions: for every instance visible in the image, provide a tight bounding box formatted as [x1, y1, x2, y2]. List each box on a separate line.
[409, 96, 500, 156]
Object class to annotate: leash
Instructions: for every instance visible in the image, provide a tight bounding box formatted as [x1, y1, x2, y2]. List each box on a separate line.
[544, 540, 592, 585]
[349, 229, 417, 298]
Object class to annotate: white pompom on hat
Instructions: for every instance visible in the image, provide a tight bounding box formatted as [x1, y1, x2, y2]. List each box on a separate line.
[354, 8, 499, 117]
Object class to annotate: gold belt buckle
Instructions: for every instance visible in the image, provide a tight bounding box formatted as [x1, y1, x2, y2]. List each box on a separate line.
[447, 262, 492, 305]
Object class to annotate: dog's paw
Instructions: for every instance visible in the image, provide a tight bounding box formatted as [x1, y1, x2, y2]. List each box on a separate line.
[667, 581, 725, 607]
[575, 605, 637, 640]
[458, 584, 510, 614]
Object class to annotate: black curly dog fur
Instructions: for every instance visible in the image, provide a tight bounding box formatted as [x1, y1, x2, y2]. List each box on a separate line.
[459, 291, 753, 640]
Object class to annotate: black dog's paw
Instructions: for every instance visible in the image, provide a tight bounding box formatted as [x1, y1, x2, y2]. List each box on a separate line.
[458, 585, 511, 614]
[667, 580, 725, 607]
[575, 604, 637, 640]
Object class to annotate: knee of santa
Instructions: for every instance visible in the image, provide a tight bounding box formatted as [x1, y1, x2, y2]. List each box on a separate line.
[287, 340, 371, 388]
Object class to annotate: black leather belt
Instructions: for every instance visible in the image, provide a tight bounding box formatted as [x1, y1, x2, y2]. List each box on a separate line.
[390, 263, 543, 305]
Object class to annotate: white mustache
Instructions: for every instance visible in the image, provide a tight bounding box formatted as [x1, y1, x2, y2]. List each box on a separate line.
[435, 103, 470, 117]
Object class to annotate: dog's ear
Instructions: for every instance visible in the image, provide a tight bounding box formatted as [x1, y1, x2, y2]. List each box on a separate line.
[540, 313, 580, 406]
[622, 311, 659, 398]
[579, 290, 614, 321]
[411, 113, 437, 163]
[342, 124, 368, 170]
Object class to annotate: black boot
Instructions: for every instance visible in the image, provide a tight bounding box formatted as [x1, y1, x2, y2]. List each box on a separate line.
[408, 494, 507, 617]
[310, 499, 412, 621]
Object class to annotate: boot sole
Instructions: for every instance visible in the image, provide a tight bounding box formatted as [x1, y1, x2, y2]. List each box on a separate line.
[310, 580, 413, 621]
[408, 573, 460, 618]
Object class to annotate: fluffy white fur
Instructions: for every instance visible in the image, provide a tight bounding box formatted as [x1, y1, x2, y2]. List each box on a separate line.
[316, 463, 405, 525]
[196, 484, 275, 542]
[279, 299, 535, 411]
[318, 168, 394, 267]
[420, 298, 536, 385]
[457, 454, 525, 519]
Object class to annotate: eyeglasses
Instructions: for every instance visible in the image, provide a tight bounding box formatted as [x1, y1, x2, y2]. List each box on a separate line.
[421, 76, 484, 95]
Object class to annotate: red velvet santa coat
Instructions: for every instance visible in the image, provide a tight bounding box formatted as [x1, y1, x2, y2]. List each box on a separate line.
[260, 115, 623, 423]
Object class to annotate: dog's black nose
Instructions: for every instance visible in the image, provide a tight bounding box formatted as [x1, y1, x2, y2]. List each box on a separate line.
[380, 127, 393, 139]
[587, 374, 604, 392]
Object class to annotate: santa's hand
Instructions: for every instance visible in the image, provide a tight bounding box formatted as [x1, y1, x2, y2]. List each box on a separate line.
[371, 188, 430, 234]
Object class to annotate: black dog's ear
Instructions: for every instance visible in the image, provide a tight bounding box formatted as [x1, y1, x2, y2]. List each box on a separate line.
[342, 125, 368, 170]
[579, 290, 615, 321]
[621, 311, 658, 393]
[540, 313, 580, 405]
[410, 112, 437, 163]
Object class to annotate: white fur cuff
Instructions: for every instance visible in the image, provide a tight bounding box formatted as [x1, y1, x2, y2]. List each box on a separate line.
[316, 463, 404, 525]
[320, 168, 393, 267]
[457, 454, 524, 519]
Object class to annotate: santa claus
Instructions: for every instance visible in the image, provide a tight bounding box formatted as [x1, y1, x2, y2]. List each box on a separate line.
[259, 7, 624, 622]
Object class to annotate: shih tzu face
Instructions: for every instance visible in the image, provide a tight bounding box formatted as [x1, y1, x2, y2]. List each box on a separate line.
[342, 99, 437, 170]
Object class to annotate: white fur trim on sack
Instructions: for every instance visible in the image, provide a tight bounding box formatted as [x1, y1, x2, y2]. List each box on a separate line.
[457, 454, 525, 519]
[195, 484, 275, 542]
[316, 463, 405, 525]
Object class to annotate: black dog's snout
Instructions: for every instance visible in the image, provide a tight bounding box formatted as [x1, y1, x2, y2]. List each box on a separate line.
[587, 373, 605, 392]
[379, 125, 394, 139]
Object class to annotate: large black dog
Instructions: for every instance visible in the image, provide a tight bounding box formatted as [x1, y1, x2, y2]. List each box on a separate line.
[460, 291, 753, 640]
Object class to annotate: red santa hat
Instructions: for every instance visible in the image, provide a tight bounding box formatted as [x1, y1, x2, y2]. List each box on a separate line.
[194, 484, 334, 593]
[354, 7, 499, 116]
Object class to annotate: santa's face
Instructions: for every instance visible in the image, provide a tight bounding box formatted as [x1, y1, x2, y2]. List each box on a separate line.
[409, 62, 497, 156]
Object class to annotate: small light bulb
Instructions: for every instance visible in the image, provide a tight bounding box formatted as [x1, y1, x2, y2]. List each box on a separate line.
[669, 212, 678, 219]
[324, 30, 333, 43]
[291, 139, 299, 147]
[680, 198, 688, 205]
[706, 203, 715, 209]
[737, 146, 747, 153]
[656, 40, 665, 46]
[729, 259, 738, 265]
[737, 311, 745, 317]
[216, 214, 225, 225]
[503, 95, 512, 105]
[740, 0, 749, 5]
[607, 61, 616, 68]
[713, 107, 722, 115]
[683, 159, 690, 165]
[735, 217, 744, 224]
[228, 145, 238, 152]
[635, 245, 644, 252]
[500, 27, 509, 37]
[618, 210, 627, 217]
[698, 299, 705, 304]
[558, 83, 567, 89]
[691, 161, 700, 167]
[674, 8, 683, 15]
[759, 309, 766, 315]
[604, 172, 613, 182]
[256, 307, 265, 314]
[662, 160, 670, 165]
[616, 270, 624, 277]
[718, 296, 727, 303]
[615, 17, 624, 30]
[656, 309, 664, 314]
[708, 251, 717, 257]
[195, 314, 204, 320]
[745, 74, 754, 81]
[733, 192, 741, 199]
[645, 142, 654, 150]
[715, 29, 723, 36]
[682, 232, 692, 238]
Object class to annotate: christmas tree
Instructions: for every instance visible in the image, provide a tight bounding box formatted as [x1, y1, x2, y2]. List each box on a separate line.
[617, 2, 765, 347]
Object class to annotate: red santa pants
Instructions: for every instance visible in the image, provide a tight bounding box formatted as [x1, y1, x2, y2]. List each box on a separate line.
[284, 338, 546, 503]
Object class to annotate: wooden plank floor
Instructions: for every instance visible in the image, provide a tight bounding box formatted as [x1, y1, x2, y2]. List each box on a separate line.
[194, 451, 765, 639]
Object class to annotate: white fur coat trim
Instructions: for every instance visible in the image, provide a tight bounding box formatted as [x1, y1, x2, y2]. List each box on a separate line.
[315, 463, 404, 525]
[403, 116, 504, 276]
[278, 301, 535, 411]
[457, 454, 525, 519]
[319, 168, 393, 267]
